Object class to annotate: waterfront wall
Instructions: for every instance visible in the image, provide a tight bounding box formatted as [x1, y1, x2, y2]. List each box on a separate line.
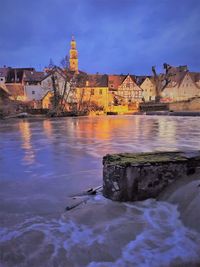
[103, 151, 200, 201]
[169, 98, 200, 111]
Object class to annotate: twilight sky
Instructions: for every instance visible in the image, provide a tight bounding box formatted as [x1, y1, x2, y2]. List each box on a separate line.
[0, 0, 199, 75]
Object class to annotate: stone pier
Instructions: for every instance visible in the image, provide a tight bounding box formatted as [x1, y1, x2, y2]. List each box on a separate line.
[103, 151, 200, 201]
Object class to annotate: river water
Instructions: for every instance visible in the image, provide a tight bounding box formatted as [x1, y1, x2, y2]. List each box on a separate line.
[0, 115, 200, 267]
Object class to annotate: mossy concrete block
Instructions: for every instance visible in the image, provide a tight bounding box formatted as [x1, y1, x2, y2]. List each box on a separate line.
[103, 151, 200, 201]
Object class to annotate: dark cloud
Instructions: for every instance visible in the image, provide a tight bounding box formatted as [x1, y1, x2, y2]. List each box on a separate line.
[0, 0, 199, 73]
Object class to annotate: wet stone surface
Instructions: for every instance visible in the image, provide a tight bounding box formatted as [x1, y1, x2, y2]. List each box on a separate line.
[103, 151, 200, 201]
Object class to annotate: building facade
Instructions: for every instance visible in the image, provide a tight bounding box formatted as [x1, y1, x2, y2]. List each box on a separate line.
[140, 77, 156, 102]
[116, 75, 143, 104]
[75, 74, 109, 112]
[161, 65, 200, 102]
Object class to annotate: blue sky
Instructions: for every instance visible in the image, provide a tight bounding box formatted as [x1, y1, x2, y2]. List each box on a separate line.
[0, 0, 199, 75]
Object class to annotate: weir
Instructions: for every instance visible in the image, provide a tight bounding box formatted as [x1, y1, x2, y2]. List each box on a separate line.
[103, 151, 200, 201]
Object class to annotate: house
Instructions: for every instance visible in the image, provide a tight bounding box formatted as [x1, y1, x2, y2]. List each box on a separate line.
[0, 67, 36, 101]
[108, 74, 144, 104]
[108, 75, 126, 92]
[161, 65, 200, 102]
[75, 73, 109, 112]
[41, 67, 70, 97]
[116, 74, 143, 104]
[23, 70, 46, 101]
[6, 67, 35, 84]
[140, 77, 156, 102]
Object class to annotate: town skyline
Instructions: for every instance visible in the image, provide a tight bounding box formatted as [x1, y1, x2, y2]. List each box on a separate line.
[0, 0, 200, 75]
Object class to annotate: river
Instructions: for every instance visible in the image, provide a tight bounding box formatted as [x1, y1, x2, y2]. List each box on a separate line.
[0, 115, 200, 267]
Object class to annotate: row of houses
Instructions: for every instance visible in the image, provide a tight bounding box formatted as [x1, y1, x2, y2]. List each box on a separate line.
[1, 37, 200, 114]
[1, 64, 200, 113]
[0, 66, 155, 112]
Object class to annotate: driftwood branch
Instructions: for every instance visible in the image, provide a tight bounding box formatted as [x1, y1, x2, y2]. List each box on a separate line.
[65, 185, 103, 211]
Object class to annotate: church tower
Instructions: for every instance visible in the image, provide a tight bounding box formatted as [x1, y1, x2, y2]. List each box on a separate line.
[69, 35, 78, 73]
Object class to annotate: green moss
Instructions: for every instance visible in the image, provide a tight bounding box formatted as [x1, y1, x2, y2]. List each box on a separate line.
[104, 151, 189, 166]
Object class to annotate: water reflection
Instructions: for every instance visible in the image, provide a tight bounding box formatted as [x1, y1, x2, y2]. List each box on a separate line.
[43, 119, 53, 138]
[1, 115, 200, 190]
[19, 120, 35, 165]
[1, 116, 200, 267]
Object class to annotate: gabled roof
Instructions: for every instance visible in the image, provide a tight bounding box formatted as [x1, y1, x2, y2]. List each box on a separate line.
[41, 66, 67, 82]
[119, 74, 143, 87]
[178, 72, 200, 89]
[23, 70, 46, 82]
[135, 76, 151, 86]
[159, 64, 189, 88]
[108, 74, 149, 89]
[190, 72, 200, 83]
[108, 75, 127, 89]
[139, 76, 155, 87]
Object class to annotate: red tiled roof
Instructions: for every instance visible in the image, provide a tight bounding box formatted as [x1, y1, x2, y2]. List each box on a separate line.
[108, 75, 126, 89]
[5, 84, 24, 98]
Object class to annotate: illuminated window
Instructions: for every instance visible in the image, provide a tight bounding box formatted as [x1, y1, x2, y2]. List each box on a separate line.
[99, 89, 103, 95]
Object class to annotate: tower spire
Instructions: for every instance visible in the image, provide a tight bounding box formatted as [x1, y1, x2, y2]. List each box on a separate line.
[69, 35, 78, 73]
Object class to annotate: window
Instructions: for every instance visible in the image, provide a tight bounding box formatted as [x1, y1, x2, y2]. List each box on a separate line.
[32, 91, 35, 95]
[99, 89, 103, 95]
[91, 89, 94, 95]
[0, 78, 3, 81]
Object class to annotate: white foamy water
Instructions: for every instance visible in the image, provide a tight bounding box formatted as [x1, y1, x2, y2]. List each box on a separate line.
[1, 116, 200, 266]
[0, 196, 200, 267]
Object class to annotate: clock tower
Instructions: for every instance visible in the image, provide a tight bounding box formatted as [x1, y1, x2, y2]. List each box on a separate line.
[69, 35, 78, 73]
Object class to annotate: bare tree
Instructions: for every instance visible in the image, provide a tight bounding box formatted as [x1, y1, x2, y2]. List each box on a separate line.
[152, 63, 174, 102]
[60, 55, 69, 70]
[48, 58, 55, 69]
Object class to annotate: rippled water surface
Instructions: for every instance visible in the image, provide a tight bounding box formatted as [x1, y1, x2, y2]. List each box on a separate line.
[0, 115, 200, 267]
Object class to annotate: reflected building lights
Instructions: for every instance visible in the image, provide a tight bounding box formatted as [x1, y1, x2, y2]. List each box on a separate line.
[158, 118, 177, 149]
[43, 119, 53, 138]
[19, 121, 35, 164]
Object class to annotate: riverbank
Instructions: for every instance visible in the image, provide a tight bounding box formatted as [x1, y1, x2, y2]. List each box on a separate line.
[145, 111, 200, 116]
[1, 110, 200, 122]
